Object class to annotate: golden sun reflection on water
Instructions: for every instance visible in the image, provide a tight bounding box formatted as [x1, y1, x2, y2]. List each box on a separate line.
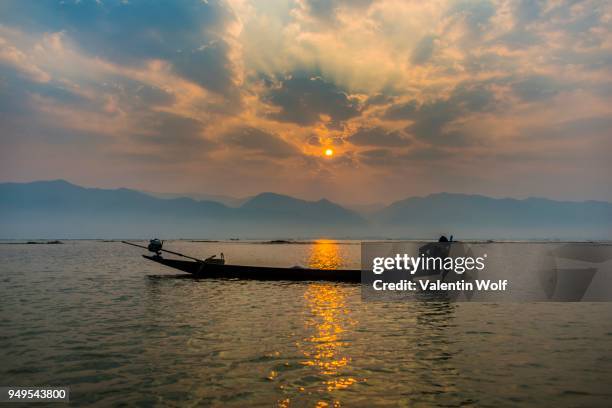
[288, 240, 362, 406]
[307, 239, 345, 270]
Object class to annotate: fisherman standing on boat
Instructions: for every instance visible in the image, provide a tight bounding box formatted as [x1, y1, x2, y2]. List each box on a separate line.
[147, 238, 163, 256]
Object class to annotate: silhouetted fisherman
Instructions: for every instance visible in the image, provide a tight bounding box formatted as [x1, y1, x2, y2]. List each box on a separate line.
[147, 238, 163, 256]
[415, 235, 454, 277]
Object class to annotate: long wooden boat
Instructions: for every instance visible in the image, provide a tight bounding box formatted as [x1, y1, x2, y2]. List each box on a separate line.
[124, 241, 360, 282]
[143, 255, 361, 282]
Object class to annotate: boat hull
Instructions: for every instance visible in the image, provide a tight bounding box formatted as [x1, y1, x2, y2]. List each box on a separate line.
[143, 255, 361, 283]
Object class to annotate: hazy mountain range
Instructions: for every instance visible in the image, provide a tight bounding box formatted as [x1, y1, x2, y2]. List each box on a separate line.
[1, 180, 611, 240]
[142, 190, 250, 207]
[141, 189, 387, 214]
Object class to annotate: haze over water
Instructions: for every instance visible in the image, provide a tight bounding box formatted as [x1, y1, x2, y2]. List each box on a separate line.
[1, 240, 612, 406]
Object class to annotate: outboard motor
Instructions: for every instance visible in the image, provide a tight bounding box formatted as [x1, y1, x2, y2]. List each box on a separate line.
[147, 238, 163, 255]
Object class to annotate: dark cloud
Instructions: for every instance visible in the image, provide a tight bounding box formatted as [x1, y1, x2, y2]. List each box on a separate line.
[384, 83, 497, 146]
[0, 0, 238, 96]
[172, 41, 237, 96]
[522, 115, 612, 141]
[463, 52, 520, 74]
[95, 79, 177, 116]
[479, 1, 606, 61]
[348, 127, 411, 147]
[0, 60, 207, 146]
[366, 93, 394, 106]
[0, 52, 177, 119]
[132, 85, 175, 107]
[303, 0, 374, 23]
[331, 137, 345, 146]
[403, 146, 452, 161]
[449, 0, 496, 34]
[514, 0, 543, 24]
[450, 83, 497, 111]
[129, 112, 216, 162]
[358, 149, 396, 166]
[141, 113, 206, 145]
[411, 35, 436, 65]
[511, 75, 564, 102]
[508, 0, 608, 45]
[0, 67, 84, 114]
[494, 28, 540, 49]
[383, 100, 419, 120]
[563, 9, 602, 34]
[553, 48, 612, 71]
[307, 135, 322, 146]
[358, 146, 451, 166]
[264, 75, 362, 126]
[225, 126, 299, 158]
[0, 65, 122, 124]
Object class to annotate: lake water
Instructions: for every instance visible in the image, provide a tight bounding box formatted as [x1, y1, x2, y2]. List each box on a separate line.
[1, 240, 612, 407]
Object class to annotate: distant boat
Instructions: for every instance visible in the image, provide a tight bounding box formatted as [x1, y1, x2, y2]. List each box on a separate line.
[123, 240, 360, 282]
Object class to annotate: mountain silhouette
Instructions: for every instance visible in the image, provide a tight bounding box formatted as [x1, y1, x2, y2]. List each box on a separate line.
[1, 180, 611, 239]
[241, 193, 364, 224]
[0, 180, 363, 239]
[373, 192, 612, 240]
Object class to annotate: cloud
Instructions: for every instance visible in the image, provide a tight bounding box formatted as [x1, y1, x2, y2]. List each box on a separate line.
[126, 83, 176, 108]
[511, 75, 565, 102]
[411, 35, 436, 65]
[172, 40, 240, 97]
[365, 93, 394, 106]
[448, 0, 496, 35]
[384, 82, 498, 146]
[514, 0, 543, 25]
[0, 36, 50, 83]
[357, 146, 451, 166]
[300, 0, 375, 23]
[0, 66, 86, 115]
[403, 146, 453, 161]
[0, 0, 241, 98]
[136, 112, 211, 147]
[224, 126, 300, 158]
[383, 100, 419, 121]
[358, 148, 396, 166]
[263, 75, 362, 126]
[521, 115, 612, 141]
[348, 127, 411, 147]
[307, 135, 322, 146]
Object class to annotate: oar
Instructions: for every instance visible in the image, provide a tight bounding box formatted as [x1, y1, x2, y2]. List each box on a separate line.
[121, 240, 203, 262]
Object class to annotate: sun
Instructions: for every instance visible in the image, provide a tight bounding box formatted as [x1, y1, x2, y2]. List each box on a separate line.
[324, 148, 334, 157]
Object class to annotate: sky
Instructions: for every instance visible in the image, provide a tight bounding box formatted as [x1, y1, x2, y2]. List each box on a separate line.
[0, 0, 611, 205]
